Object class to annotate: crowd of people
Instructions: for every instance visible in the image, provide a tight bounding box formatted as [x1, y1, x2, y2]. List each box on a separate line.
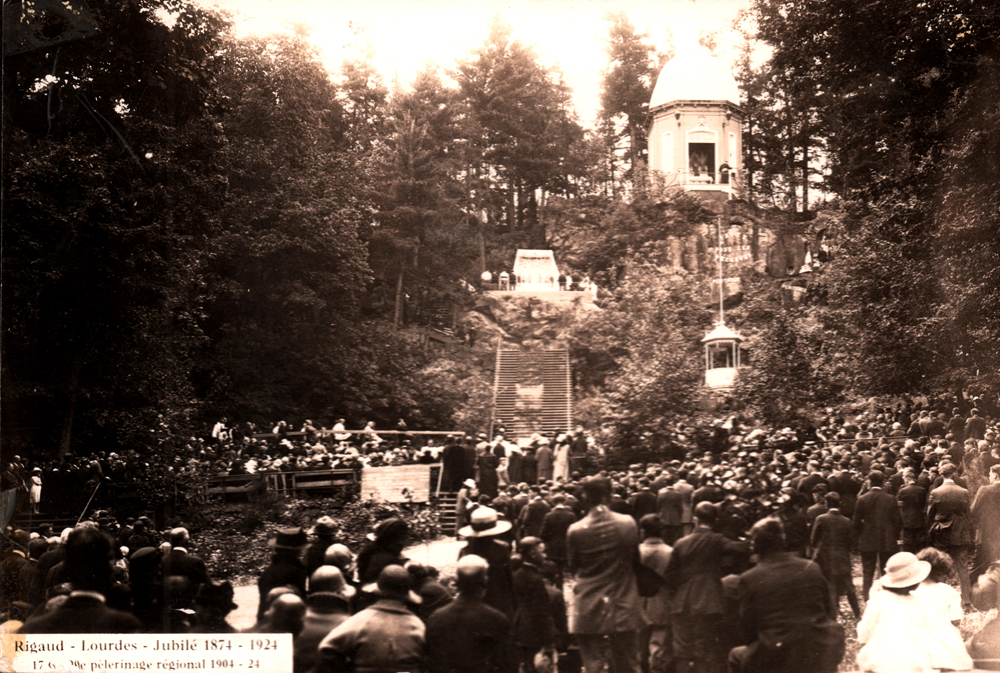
[3, 394, 1000, 672]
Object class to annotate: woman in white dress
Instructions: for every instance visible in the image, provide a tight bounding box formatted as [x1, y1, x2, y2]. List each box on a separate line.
[29, 467, 42, 514]
[552, 438, 570, 482]
[857, 552, 935, 673]
[915, 547, 974, 671]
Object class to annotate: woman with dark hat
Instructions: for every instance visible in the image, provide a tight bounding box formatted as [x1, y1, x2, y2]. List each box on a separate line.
[458, 507, 515, 618]
[256, 527, 308, 622]
[191, 580, 239, 633]
[356, 518, 410, 586]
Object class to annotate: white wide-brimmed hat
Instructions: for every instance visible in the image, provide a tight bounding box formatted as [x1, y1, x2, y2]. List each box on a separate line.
[458, 507, 512, 538]
[881, 552, 931, 589]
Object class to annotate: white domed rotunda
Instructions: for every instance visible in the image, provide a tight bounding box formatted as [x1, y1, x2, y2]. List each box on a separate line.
[647, 45, 742, 199]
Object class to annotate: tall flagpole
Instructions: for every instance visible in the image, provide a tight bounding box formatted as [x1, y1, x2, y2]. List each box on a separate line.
[717, 215, 724, 325]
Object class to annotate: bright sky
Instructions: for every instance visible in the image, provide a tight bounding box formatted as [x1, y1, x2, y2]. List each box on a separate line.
[198, 0, 752, 126]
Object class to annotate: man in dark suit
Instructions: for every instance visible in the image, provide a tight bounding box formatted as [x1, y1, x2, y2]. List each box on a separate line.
[511, 537, 556, 672]
[516, 492, 550, 539]
[165, 527, 210, 592]
[966, 408, 988, 441]
[567, 476, 645, 673]
[426, 555, 514, 673]
[665, 501, 749, 673]
[730, 518, 843, 673]
[972, 465, 1000, 582]
[827, 465, 860, 519]
[852, 470, 902, 598]
[539, 495, 576, 577]
[810, 493, 859, 618]
[19, 527, 142, 634]
[896, 469, 928, 553]
[929, 462, 974, 605]
[656, 479, 684, 545]
[628, 479, 658, 524]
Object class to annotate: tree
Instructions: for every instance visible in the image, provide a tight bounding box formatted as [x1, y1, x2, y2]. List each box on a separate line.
[2, 0, 231, 456]
[455, 16, 584, 245]
[572, 257, 712, 455]
[368, 66, 473, 327]
[189, 34, 374, 423]
[739, 0, 1000, 397]
[598, 12, 666, 189]
[337, 42, 389, 154]
[734, 309, 838, 425]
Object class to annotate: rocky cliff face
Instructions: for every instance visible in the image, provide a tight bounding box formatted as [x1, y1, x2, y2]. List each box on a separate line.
[462, 291, 600, 352]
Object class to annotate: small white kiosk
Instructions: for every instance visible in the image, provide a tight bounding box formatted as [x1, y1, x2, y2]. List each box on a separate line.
[702, 322, 743, 390]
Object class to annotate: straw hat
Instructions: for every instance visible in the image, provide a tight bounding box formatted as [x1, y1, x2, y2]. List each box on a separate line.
[458, 507, 512, 538]
[880, 552, 931, 589]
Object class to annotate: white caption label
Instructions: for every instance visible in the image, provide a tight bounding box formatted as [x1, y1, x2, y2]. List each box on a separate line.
[1, 634, 292, 673]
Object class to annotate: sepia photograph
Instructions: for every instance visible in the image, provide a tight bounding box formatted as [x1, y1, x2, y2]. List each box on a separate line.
[2, 0, 999, 671]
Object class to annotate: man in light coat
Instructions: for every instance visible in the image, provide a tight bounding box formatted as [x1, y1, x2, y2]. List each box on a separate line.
[638, 514, 673, 673]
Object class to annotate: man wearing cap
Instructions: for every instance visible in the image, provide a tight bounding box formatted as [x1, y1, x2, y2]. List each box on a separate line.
[540, 494, 576, 578]
[305, 516, 339, 578]
[317, 564, 424, 673]
[257, 527, 308, 621]
[810, 492, 860, 618]
[511, 537, 556, 672]
[296, 566, 355, 672]
[852, 470, 902, 598]
[459, 507, 515, 618]
[426, 555, 514, 673]
[567, 476, 644, 673]
[928, 462, 974, 606]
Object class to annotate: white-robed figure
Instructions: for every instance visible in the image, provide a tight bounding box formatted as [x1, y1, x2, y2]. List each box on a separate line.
[30, 468, 42, 514]
[553, 439, 571, 483]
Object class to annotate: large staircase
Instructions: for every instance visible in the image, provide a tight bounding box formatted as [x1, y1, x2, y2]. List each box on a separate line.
[491, 349, 572, 440]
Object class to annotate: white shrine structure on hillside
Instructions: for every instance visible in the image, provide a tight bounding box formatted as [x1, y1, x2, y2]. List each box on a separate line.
[648, 44, 742, 200]
[512, 249, 560, 291]
[484, 249, 597, 299]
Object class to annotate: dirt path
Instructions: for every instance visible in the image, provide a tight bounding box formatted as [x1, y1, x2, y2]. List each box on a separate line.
[229, 536, 464, 630]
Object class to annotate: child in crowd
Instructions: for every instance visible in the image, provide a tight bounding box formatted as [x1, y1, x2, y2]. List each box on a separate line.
[916, 548, 973, 671]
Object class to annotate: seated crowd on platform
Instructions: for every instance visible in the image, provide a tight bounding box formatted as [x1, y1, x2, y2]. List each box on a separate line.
[479, 269, 595, 293]
[4, 393, 1000, 672]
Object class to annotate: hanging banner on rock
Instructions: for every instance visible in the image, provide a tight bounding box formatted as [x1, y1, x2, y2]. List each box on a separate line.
[361, 464, 436, 502]
[780, 278, 809, 307]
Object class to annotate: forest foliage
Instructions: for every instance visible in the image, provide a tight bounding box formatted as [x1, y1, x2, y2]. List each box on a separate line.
[3, 0, 999, 458]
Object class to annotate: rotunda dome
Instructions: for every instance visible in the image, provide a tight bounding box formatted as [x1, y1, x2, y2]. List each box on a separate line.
[650, 46, 740, 108]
